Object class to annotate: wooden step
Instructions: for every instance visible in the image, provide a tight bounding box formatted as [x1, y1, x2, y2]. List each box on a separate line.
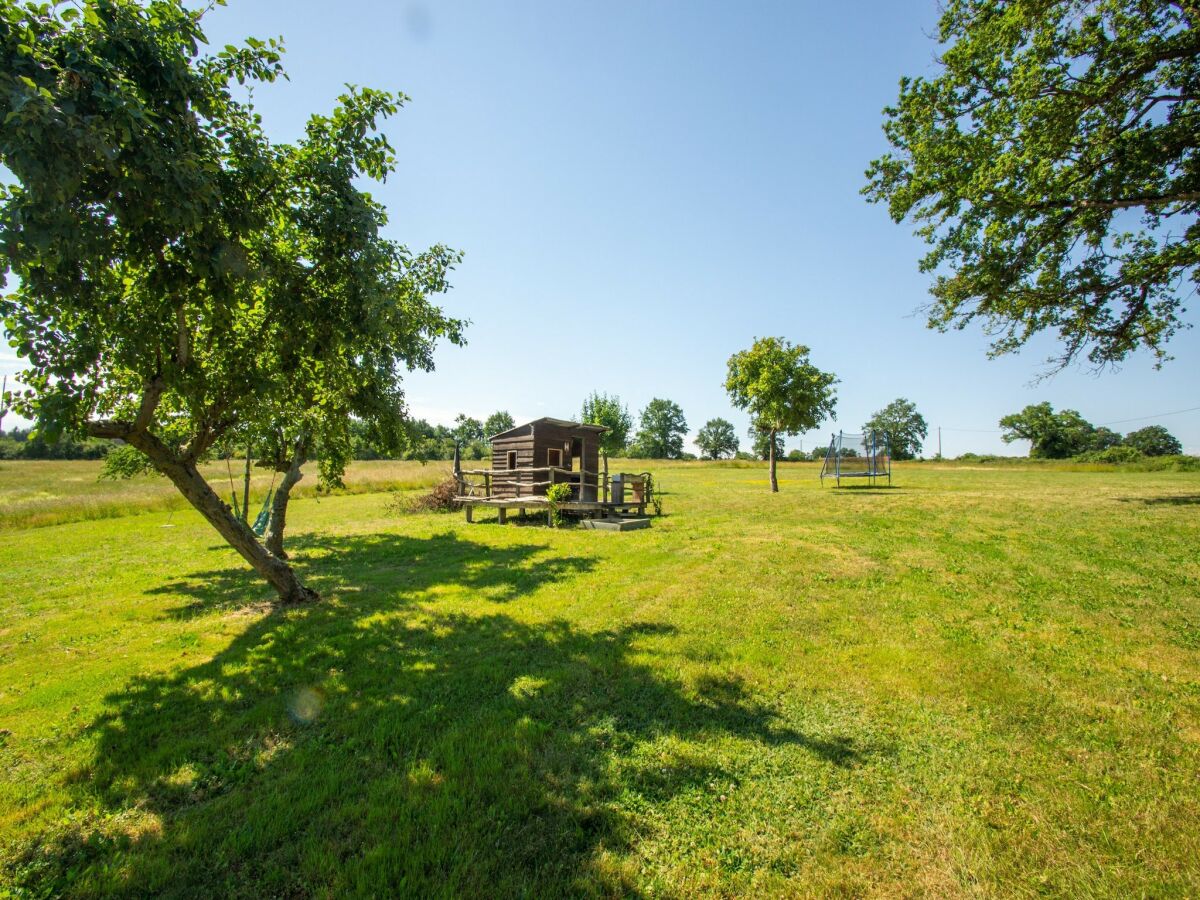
[580, 517, 651, 531]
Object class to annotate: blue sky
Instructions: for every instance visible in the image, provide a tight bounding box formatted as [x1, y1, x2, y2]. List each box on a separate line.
[3, 0, 1197, 454]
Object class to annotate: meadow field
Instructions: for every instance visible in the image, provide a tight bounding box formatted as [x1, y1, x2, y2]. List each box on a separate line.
[1, 459, 1198, 897]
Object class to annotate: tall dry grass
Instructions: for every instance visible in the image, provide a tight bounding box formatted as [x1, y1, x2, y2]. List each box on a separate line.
[0, 458, 451, 530]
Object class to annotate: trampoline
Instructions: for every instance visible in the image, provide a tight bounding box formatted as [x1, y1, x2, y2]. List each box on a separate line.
[820, 430, 891, 487]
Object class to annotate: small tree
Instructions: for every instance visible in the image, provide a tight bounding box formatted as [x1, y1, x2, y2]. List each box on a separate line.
[863, 398, 928, 461]
[999, 403, 1096, 459]
[696, 418, 739, 460]
[725, 338, 837, 492]
[484, 410, 515, 438]
[580, 392, 632, 460]
[631, 398, 687, 459]
[453, 415, 484, 446]
[1124, 425, 1183, 457]
[0, 2, 461, 602]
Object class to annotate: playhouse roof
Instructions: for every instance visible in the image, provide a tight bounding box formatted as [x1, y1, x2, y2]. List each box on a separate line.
[489, 417, 609, 441]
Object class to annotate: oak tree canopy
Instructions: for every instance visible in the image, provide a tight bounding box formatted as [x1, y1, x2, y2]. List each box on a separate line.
[865, 0, 1199, 371]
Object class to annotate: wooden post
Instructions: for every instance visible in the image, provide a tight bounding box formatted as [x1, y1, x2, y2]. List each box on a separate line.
[498, 507, 507, 525]
[602, 453, 609, 504]
[484, 471, 491, 499]
[453, 443, 463, 495]
[465, 504, 473, 523]
[241, 443, 252, 525]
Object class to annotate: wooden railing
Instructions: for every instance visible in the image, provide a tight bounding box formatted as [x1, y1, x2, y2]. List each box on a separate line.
[454, 461, 653, 508]
[455, 464, 606, 501]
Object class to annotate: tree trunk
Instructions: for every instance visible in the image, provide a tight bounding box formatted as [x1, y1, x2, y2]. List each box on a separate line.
[129, 434, 318, 604]
[769, 428, 779, 493]
[264, 439, 306, 560]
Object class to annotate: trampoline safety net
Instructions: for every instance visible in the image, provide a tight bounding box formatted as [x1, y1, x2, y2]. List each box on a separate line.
[819, 431, 892, 487]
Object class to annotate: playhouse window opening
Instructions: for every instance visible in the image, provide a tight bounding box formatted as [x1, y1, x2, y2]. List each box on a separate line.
[506, 450, 517, 470]
[547, 448, 563, 468]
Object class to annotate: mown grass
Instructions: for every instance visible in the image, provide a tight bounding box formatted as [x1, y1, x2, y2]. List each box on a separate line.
[1, 461, 1198, 896]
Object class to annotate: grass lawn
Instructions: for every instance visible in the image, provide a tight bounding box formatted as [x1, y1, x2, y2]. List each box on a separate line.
[1, 460, 1198, 896]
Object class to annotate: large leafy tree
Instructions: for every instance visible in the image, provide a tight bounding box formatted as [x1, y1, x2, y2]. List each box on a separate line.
[863, 398, 928, 461]
[726, 337, 837, 492]
[999, 403, 1097, 458]
[696, 417, 739, 460]
[1124, 424, 1183, 456]
[631, 398, 687, 459]
[864, 0, 1200, 371]
[580, 391, 632, 460]
[0, 1, 460, 602]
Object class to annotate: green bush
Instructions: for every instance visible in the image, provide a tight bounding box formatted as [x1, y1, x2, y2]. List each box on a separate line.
[1075, 446, 1144, 464]
[545, 482, 573, 527]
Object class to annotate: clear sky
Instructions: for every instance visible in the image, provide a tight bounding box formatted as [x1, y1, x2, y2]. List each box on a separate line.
[3, 0, 1197, 455]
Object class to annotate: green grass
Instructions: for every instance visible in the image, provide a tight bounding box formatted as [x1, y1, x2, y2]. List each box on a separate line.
[0, 458, 448, 530]
[1, 460, 1198, 896]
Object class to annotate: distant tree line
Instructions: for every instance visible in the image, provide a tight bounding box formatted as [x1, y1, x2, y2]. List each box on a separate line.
[999, 404, 1184, 461]
[0, 427, 113, 460]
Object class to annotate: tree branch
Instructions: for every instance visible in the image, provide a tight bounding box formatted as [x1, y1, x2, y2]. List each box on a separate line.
[133, 374, 165, 433]
[1028, 192, 1200, 212]
[86, 419, 134, 440]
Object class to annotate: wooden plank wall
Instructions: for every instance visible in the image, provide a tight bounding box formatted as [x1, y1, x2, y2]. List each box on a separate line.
[490, 424, 599, 499]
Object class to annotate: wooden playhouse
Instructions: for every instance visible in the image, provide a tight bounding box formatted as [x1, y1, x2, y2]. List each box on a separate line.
[453, 417, 654, 527]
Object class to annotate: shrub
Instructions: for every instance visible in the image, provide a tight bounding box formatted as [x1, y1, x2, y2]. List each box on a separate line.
[545, 482, 572, 527]
[1074, 446, 1144, 464]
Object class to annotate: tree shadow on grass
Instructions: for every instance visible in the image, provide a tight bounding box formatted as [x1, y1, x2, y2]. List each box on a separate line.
[1116, 493, 1200, 506]
[10, 530, 872, 897]
[162, 530, 598, 618]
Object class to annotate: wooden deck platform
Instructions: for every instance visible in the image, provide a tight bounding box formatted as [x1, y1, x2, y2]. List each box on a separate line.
[454, 496, 647, 525]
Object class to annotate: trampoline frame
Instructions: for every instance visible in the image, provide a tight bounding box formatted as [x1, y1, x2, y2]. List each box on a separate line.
[820, 430, 892, 487]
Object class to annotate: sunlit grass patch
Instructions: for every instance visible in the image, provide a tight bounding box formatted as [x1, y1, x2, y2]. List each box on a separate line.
[0, 461, 1197, 895]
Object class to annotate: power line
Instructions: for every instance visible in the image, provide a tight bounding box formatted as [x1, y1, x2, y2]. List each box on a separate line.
[1095, 405, 1200, 427]
[936, 405, 1200, 435]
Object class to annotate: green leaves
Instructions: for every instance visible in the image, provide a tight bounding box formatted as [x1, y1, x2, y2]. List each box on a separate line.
[863, 398, 927, 461]
[0, 0, 463, 485]
[580, 392, 632, 456]
[865, 0, 1200, 371]
[632, 398, 687, 459]
[696, 418, 739, 460]
[725, 337, 837, 437]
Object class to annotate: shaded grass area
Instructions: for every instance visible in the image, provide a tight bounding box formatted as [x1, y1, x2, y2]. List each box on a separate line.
[0, 463, 1198, 895]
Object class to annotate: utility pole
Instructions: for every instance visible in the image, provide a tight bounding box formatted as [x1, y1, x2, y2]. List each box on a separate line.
[937, 426, 942, 459]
